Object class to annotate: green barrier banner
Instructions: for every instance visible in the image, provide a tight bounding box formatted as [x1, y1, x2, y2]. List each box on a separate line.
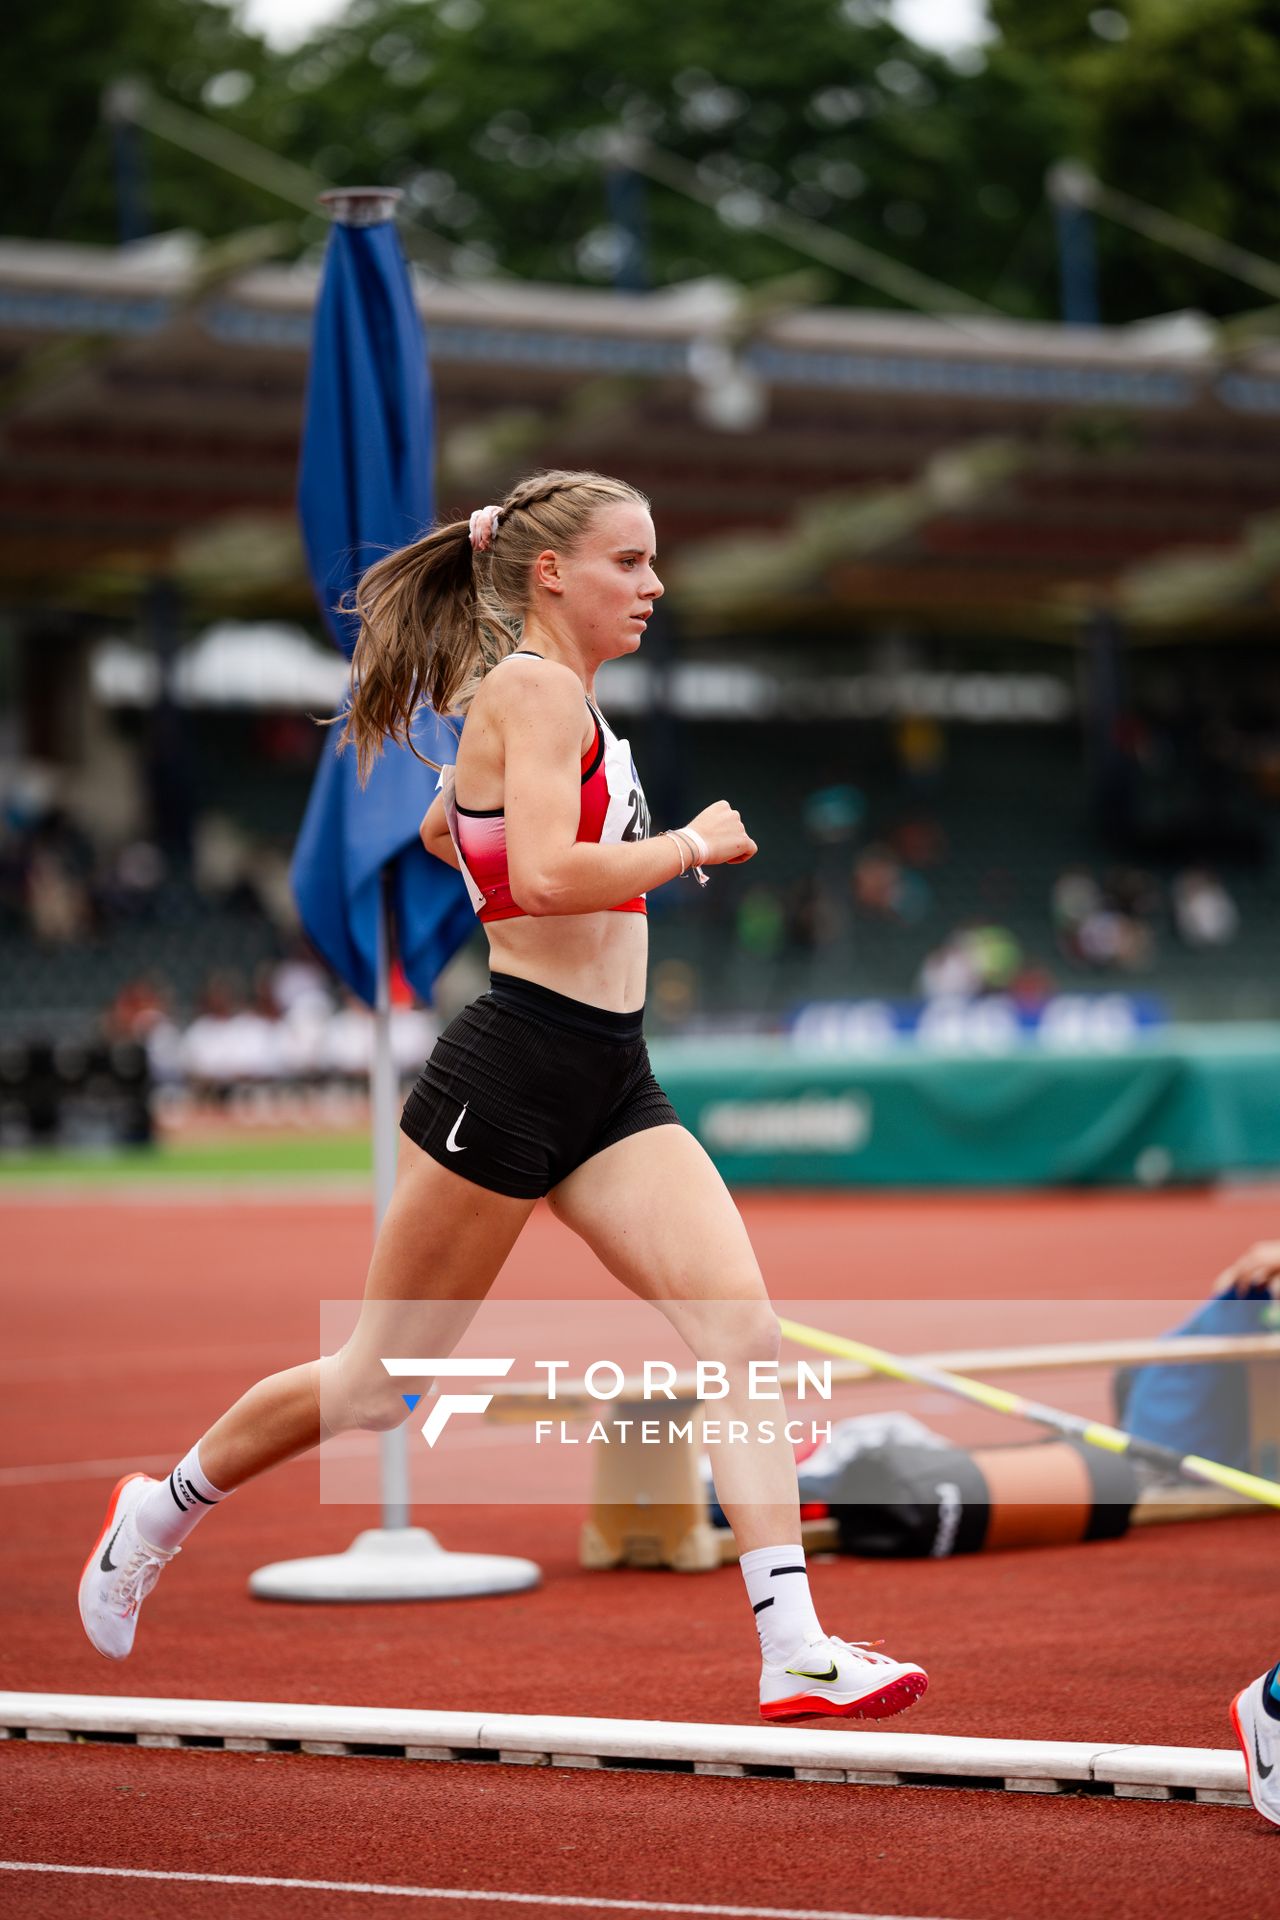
[649, 1027, 1280, 1188]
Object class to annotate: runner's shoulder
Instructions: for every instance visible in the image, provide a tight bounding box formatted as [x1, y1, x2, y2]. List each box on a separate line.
[484, 654, 584, 733]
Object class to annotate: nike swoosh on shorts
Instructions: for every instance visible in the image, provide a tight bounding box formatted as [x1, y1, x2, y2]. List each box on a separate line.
[446, 1105, 469, 1153]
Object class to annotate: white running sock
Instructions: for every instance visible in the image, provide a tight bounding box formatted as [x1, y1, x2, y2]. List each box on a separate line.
[740, 1543, 824, 1664]
[137, 1443, 229, 1551]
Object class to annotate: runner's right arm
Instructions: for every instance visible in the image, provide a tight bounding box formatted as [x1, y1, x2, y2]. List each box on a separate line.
[501, 660, 755, 916]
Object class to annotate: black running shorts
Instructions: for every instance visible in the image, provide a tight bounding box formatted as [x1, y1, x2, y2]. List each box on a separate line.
[400, 971, 681, 1198]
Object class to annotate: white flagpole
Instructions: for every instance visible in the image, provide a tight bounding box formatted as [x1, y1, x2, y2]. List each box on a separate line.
[372, 868, 411, 1530]
[250, 868, 537, 1599]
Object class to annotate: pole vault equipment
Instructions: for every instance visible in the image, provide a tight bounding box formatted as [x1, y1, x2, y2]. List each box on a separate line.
[777, 1316, 1280, 1513]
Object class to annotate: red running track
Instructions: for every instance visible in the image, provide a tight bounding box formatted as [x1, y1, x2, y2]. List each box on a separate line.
[2, 1187, 1279, 1917]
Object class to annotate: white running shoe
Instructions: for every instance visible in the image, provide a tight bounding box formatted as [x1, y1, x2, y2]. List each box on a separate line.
[1231, 1670, 1280, 1828]
[760, 1633, 928, 1723]
[78, 1474, 177, 1660]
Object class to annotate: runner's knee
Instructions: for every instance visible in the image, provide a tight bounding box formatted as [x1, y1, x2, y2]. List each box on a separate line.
[671, 1298, 780, 1369]
[315, 1349, 419, 1435]
[720, 1303, 781, 1368]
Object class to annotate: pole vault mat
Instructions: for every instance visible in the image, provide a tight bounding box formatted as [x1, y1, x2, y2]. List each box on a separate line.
[0, 1693, 1249, 1805]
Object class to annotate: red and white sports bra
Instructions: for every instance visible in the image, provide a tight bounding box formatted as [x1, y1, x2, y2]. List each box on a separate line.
[438, 652, 653, 925]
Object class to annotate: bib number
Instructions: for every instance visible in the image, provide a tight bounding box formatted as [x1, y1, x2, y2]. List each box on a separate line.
[601, 726, 650, 848]
[621, 784, 651, 843]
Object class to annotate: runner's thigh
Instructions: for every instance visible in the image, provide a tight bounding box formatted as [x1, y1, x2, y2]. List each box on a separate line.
[546, 1124, 777, 1359]
[331, 1135, 537, 1419]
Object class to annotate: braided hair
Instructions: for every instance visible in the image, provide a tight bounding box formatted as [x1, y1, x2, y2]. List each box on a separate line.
[334, 469, 648, 783]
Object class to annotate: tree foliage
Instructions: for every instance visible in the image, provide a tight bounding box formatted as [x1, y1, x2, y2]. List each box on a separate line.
[8, 0, 279, 242]
[990, 0, 1280, 320]
[8, 0, 1279, 325]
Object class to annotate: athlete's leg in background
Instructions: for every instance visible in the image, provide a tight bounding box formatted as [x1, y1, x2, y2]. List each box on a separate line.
[546, 1123, 799, 1553]
[198, 1135, 536, 1490]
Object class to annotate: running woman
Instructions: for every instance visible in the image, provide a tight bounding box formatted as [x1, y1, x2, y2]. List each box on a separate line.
[1221, 1242, 1280, 1824]
[1233, 1668, 1280, 1829]
[79, 469, 927, 1723]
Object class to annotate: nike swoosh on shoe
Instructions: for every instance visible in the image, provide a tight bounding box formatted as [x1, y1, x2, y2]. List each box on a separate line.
[1256, 1727, 1275, 1781]
[786, 1661, 839, 1683]
[101, 1519, 126, 1574]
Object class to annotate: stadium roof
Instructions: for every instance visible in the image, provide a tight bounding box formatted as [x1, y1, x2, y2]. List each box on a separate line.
[3, 233, 1279, 636]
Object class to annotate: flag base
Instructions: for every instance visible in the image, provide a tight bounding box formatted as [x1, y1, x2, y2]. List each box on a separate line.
[248, 1527, 541, 1602]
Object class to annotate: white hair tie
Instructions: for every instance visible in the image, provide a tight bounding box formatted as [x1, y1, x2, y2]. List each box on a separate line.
[468, 505, 503, 552]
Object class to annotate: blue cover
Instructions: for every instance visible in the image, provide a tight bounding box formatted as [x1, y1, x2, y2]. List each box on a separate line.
[1120, 1289, 1273, 1471]
[291, 216, 473, 1005]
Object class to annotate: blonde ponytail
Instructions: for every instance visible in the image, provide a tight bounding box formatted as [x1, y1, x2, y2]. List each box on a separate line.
[334, 468, 648, 786]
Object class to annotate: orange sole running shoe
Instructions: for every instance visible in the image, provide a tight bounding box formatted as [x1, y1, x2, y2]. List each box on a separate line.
[760, 1634, 928, 1722]
[78, 1473, 176, 1660]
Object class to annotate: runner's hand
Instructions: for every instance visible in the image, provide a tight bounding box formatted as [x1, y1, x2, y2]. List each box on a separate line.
[686, 800, 757, 866]
[1213, 1241, 1280, 1298]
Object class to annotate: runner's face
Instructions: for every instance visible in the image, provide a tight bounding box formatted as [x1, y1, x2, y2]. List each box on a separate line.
[555, 501, 663, 659]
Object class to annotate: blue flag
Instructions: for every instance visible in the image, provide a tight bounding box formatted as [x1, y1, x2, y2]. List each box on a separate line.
[291, 214, 473, 1005]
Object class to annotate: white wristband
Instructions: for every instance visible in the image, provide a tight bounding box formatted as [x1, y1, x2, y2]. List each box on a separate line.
[673, 823, 710, 889]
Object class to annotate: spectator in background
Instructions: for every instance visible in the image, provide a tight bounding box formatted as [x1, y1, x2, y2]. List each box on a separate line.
[891, 814, 947, 871]
[785, 875, 839, 954]
[919, 930, 981, 1001]
[1052, 866, 1154, 974]
[1009, 956, 1057, 1012]
[852, 841, 931, 926]
[852, 842, 903, 919]
[894, 714, 946, 795]
[271, 940, 334, 1019]
[244, 840, 299, 939]
[100, 840, 167, 923]
[106, 973, 184, 1094]
[735, 885, 786, 962]
[181, 972, 284, 1099]
[649, 957, 698, 1034]
[105, 974, 172, 1044]
[1050, 866, 1101, 955]
[919, 922, 1022, 1001]
[1106, 866, 1161, 926]
[1173, 868, 1239, 948]
[1075, 903, 1153, 973]
[26, 846, 92, 947]
[192, 812, 257, 911]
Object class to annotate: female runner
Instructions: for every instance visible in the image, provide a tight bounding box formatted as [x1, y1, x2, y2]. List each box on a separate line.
[79, 468, 927, 1723]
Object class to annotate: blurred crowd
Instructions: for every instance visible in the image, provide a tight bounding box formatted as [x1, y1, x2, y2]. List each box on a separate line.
[725, 804, 1243, 1010]
[104, 954, 435, 1100]
[1, 785, 296, 951]
[0, 687, 1264, 1077]
[1050, 865, 1238, 973]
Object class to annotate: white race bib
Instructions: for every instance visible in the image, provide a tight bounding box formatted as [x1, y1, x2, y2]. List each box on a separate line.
[598, 720, 652, 857]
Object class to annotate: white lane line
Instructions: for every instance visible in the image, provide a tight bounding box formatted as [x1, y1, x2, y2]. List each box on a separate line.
[0, 1179, 373, 1207]
[0, 1447, 335, 1488]
[0, 1864, 945, 1920]
[0, 1424, 528, 1488]
[0, 1341, 300, 1387]
[0, 1454, 178, 1489]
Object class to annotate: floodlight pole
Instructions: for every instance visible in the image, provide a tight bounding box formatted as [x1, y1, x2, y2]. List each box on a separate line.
[102, 80, 153, 245]
[1047, 162, 1100, 328]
